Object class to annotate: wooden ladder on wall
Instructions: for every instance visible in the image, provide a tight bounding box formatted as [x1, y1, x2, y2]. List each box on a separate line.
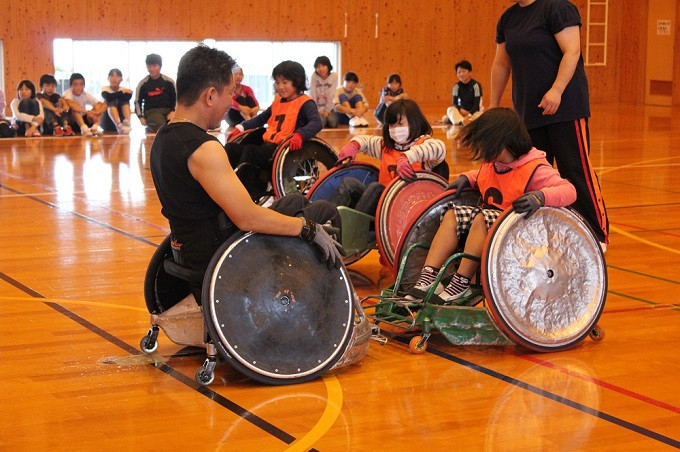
[585, 0, 609, 66]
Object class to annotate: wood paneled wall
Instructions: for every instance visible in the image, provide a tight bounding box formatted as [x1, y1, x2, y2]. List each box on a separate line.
[1, 1, 677, 113]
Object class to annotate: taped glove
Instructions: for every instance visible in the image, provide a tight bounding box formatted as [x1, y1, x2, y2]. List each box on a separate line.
[299, 218, 346, 270]
[335, 141, 360, 166]
[512, 190, 545, 219]
[446, 175, 470, 199]
[288, 132, 303, 151]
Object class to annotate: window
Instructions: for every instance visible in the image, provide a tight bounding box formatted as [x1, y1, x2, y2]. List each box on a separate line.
[53, 39, 339, 109]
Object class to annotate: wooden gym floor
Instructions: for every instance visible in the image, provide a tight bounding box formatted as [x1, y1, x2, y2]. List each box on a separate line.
[1, 102, 679, 450]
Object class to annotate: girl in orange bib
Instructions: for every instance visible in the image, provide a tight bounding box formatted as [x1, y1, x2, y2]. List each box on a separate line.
[408, 107, 576, 305]
[332, 98, 446, 214]
[225, 60, 322, 198]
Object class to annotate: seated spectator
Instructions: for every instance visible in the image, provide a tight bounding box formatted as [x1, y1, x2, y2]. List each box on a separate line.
[135, 53, 177, 133]
[333, 71, 369, 127]
[225, 66, 259, 127]
[101, 68, 133, 134]
[63, 73, 107, 136]
[443, 60, 483, 126]
[37, 74, 73, 136]
[10, 80, 44, 137]
[0, 89, 17, 137]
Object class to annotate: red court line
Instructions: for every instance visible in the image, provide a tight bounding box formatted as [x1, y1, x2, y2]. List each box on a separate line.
[517, 354, 680, 415]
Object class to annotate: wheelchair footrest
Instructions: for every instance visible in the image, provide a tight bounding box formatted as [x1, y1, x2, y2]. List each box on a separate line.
[417, 303, 514, 346]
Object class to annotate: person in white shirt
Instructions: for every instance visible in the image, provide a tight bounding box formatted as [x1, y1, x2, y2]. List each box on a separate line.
[63, 73, 107, 136]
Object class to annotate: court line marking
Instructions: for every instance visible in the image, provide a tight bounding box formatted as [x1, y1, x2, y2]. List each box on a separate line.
[610, 225, 680, 255]
[417, 341, 680, 448]
[0, 289, 341, 449]
[285, 376, 343, 452]
[598, 156, 680, 177]
[516, 354, 680, 415]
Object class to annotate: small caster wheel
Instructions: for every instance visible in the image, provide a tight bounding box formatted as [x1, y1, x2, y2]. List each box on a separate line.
[409, 335, 427, 354]
[589, 324, 605, 342]
[140, 335, 158, 354]
[195, 367, 215, 386]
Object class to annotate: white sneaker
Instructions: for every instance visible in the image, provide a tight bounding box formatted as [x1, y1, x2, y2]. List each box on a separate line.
[433, 286, 483, 306]
[348, 116, 358, 127]
[90, 127, 103, 136]
[441, 115, 451, 124]
[356, 117, 369, 127]
[406, 267, 444, 300]
[81, 128, 93, 137]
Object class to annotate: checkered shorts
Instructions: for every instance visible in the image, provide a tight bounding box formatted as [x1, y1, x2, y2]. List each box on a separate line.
[444, 204, 503, 239]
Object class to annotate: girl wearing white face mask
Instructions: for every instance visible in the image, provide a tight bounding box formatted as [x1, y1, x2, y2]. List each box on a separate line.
[331, 98, 447, 215]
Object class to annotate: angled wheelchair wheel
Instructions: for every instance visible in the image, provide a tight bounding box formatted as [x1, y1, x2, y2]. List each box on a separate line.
[306, 162, 380, 202]
[271, 137, 337, 199]
[228, 127, 266, 145]
[375, 171, 448, 269]
[202, 232, 355, 385]
[144, 235, 193, 315]
[481, 207, 607, 352]
[392, 189, 482, 281]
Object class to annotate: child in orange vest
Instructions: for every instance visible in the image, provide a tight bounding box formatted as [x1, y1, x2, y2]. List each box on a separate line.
[226, 60, 322, 198]
[332, 98, 446, 214]
[408, 107, 577, 305]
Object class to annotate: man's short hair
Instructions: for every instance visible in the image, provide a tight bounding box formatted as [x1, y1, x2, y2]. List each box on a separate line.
[455, 60, 472, 71]
[343, 71, 359, 83]
[176, 45, 236, 106]
[69, 73, 85, 86]
[145, 53, 163, 66]
[39, 74, 57, 87]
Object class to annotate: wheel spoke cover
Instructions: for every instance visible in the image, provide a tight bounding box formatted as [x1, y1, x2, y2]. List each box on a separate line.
[273, 138, 337, 198]
[306, 163, 379, 202]
[376, 172, 447, 267]
[203, 233, 354, 383]
[482, 208, 607, 351]
[393, 190, 482, 280]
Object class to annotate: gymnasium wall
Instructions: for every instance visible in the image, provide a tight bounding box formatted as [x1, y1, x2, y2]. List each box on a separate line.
[1, 1, 676, 111]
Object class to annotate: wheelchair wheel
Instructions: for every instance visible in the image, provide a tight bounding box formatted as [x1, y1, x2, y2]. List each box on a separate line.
[392, 190, 482, 281]
[306, 162, 380, 202]
[481, 208, 607, 352]
[271, 137, 337, 199]
[201, 232, 355, 385]
[375, 171, 448, 269]
[228, 127, 266, 145]
[144, 235, 193, 315]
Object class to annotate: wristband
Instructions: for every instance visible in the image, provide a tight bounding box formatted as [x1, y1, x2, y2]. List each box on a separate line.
[299, 218, 317, 242]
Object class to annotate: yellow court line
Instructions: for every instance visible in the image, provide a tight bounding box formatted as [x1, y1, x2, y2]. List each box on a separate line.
[3, 293, 344, 448]
[0, 296, 148, 313]
[610, 225, 680, 255]
[598, 155, 680, 177]
[285, 375, 344, 452]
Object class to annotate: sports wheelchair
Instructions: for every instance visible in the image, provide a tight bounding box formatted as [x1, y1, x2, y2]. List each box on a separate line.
[227, 127, 337, 201]
[139, 232, 370, 385]
[305, 161, 450, 267]
[362, 195, 607, 353]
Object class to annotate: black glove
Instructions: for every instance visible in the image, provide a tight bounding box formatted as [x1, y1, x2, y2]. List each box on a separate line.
[299, 218, 346, 270]
[512, 191, 545, 219]
[446, 175, 470, 199]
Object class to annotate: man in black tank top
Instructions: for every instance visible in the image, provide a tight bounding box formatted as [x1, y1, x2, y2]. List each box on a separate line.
[150, 46, 343, 303]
